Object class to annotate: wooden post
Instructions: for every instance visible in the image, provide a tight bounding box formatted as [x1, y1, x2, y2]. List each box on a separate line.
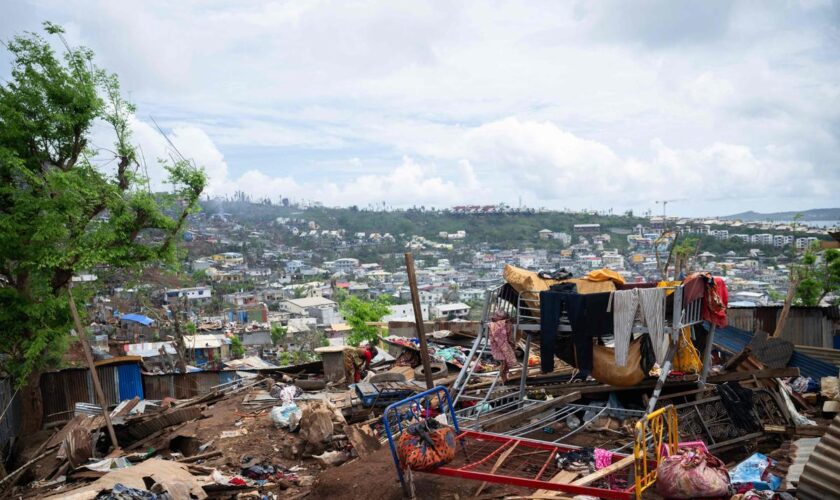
[404, 253, 434, 389]
[68, 285, 120, 450]
[773, 277, 799, 338]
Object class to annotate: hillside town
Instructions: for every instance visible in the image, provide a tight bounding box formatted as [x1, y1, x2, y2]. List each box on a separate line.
[3, 4, 840, 500]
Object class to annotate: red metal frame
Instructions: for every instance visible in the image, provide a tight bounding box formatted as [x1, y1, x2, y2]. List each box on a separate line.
[431, 430, 636, 500]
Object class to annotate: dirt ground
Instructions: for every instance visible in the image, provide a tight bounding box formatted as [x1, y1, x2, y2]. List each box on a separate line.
[312, 446, 532, 500]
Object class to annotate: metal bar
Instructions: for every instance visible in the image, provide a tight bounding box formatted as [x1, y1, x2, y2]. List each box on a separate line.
[535, 447, 559, 480]
[697, 324, 716, 388]
[518, 332, 532, 403]
[461, 438, 515, 470]
[433, 466, 634, 500]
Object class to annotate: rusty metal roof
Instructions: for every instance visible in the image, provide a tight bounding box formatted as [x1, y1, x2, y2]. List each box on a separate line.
[797, 414, 840, 499]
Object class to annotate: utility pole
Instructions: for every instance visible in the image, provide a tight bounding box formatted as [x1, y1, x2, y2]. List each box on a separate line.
[404, 253, 435, 389]
[67, 284, 119, 450]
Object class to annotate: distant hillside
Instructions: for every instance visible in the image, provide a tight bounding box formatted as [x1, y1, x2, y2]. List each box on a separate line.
[199, 200, 646, 248]
[721, 208, 840, 222]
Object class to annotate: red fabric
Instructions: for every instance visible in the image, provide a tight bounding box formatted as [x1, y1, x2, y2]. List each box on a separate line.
[702, 277, 728, 327]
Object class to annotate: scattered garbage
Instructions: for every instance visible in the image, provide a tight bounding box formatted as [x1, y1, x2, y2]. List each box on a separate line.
[270, 402, 302, 429]
[730, 453, 782, 492]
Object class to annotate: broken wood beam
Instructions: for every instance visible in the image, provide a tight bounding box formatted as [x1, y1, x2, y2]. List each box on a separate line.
[176, 450, 223, 463]
[570, 454, 634, 486]
[724, 347, 752, 371]
[474, 441, 520, 496]
[707, 367, 799, 383]
[533, 470, 580, 497]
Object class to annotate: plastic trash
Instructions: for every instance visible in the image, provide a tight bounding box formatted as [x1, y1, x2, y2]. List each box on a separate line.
[270, 402, 302, 429]
[729, 453, 782, 492]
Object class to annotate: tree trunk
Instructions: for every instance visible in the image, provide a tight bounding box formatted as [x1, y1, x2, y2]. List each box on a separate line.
[18, 369, 43, 438]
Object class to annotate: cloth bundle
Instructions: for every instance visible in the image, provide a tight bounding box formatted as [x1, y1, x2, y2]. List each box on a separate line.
[655, 448, 732, 499]
[396, 420, 456, 471]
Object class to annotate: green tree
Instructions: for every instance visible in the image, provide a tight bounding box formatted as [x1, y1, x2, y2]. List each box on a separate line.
[230, 336, 245, 358]
[794, 247, 840, 306]
[270, 323, 287, 345]
[0, 24, 206, 396]
[342, 295, 391, 346]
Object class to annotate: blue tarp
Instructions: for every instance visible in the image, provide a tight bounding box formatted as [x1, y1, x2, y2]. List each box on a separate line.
[713, 324, 838, 379]
[119, 313, 154, 326]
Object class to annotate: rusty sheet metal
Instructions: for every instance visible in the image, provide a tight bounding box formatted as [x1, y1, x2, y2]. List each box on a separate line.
[41, 369, 94, 424]
[96, 365, 120, 407]
[121, 406, 202, 441]
[142, 374, 176, 400]
[797, 414, 840, 499]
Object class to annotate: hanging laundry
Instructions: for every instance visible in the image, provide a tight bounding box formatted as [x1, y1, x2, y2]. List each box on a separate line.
[539, 288, 612, 376]
[611, 289, 639, 367]
[488, 311, 517, 382]
[637, 287, 668, 364]
[703, 276, 729, 327]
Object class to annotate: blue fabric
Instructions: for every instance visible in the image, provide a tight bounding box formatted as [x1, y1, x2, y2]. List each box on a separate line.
[119, 313, 154, 326]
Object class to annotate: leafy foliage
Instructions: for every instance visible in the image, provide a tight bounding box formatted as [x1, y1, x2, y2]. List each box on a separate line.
[229, 335, 245, 358]
[270, 323, 287, 345]
[794, 247, 840, 306]
[342, 295, 391, 346]
[0, 24, 206, 385]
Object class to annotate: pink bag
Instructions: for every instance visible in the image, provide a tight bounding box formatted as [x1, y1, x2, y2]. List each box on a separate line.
[655, 449, 731, 499]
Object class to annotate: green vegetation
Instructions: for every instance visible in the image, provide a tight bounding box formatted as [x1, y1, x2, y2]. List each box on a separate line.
[794, 247, 840, 306]
[0, 24, 206, 386]
[230, 335, 245, 358]
[270, 323, 287, 345]
[342, 296, 391, 346]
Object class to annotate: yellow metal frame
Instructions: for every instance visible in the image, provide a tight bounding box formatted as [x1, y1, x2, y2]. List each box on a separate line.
[633, 405, 678, 499]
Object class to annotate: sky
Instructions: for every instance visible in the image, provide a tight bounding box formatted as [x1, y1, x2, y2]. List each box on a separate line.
[1, 0, 839, 217]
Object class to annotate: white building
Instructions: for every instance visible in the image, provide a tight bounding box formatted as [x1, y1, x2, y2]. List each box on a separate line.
[796, 237, 819, 250]
[164, 286, 213, 303]
[431, 302, 471, 320]
[383, 303, 430, 322]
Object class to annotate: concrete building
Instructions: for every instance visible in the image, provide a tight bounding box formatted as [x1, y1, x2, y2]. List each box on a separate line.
[431, 302, 471, 319]
[164, 286, 212, 303]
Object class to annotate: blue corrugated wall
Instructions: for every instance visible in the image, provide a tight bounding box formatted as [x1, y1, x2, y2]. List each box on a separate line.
[117, 363, 144, 400]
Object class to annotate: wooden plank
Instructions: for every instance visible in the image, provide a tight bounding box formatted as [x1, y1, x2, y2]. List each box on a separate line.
[707, 367, 799, 382]
[533, 470, 580, 497]
[483, 392, 581, 433]
[474, 441, 520, 496]
[570, 455, 634, 487]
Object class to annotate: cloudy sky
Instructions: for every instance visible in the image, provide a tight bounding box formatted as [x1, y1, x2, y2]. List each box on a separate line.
[2, 1, 839, 217]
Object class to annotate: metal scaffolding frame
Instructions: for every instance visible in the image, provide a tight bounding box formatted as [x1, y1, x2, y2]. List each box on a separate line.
[451, 281, 715, 417]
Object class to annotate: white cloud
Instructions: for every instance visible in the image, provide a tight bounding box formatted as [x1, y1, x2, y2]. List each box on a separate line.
[2, 0, 839, 215]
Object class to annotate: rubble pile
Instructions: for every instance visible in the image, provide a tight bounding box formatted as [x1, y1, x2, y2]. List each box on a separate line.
[3, 375, 387, 499]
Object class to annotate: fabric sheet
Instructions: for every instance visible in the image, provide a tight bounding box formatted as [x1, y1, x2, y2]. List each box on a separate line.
[611, 289, 639, 367]
[638, 287, 668, 364]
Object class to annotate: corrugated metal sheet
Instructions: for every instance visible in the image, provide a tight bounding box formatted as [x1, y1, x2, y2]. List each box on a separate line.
[793, 345, 840, 368]
[726, 307, 836, 347]
[219, 371, 238, 385]
[41, 369, 93, 424]
[96, 365, 120, 407]
[797, 414, 840, 500]
[713, 325, 838, 379]
[142, 374, 176, 400]
[0, 378, 21, 461]
[117, 364, 144, 401]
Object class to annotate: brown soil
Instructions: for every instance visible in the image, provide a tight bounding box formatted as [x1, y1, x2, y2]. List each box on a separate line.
[312, 447, 531, 500]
